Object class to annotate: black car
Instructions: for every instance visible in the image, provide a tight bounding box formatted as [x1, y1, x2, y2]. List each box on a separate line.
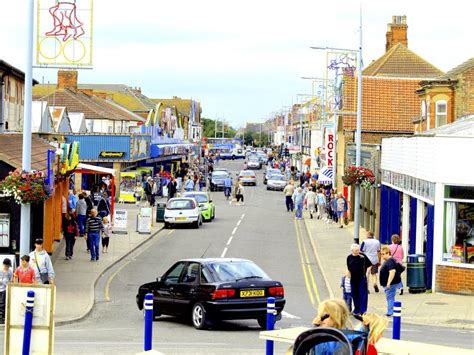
[136, 258, 286, 330]
[209, 171, 229, 191]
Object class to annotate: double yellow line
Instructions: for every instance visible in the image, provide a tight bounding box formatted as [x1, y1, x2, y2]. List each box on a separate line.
[294, 219, 321, 308]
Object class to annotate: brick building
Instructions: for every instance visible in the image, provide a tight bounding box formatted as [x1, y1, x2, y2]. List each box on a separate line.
[338, 15, 443, 233]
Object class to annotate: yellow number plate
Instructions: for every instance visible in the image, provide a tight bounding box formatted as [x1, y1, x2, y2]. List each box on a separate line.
[240, 289, 264, 298]
[176, 217, 187, 221]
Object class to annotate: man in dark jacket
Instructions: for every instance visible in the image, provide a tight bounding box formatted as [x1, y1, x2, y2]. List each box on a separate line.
[347, 243, 371, 316]
[167, 177, 177, 200]
[144, 177, 155, 206]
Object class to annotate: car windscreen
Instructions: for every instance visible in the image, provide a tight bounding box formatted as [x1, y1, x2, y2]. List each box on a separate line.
[269, 175, 285, 181]
[206, 261, 270, 282]
[248, 157, 259, 162]
[183, 194, 208, 203]
[266, 169, 279, 175]
[167, 199, 195, 209]
[212, 172, 228, 178]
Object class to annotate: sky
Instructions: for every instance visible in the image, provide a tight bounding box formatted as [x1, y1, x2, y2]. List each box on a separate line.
[0, 0, 472, 128]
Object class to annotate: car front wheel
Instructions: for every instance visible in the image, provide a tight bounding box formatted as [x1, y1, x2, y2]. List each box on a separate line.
[192, 303, 210, 330]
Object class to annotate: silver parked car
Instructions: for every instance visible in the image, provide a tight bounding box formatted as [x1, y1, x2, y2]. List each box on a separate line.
[238, 170, 257, 186]
[266, 174, 286, 191]
[247, 157, 262, 169]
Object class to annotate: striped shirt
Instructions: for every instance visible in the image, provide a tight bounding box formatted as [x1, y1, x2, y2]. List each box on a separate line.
[85, 216, 104, 233]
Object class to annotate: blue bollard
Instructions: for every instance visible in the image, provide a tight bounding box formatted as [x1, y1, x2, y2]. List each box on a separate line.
[266, 297, 276, 355]
[144, 293, 154, 351]
[22, 290, 35, 355]
[392, 300, 402, 340]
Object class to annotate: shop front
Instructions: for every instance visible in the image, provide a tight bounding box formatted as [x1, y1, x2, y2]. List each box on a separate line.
[381, 121, 474, 294]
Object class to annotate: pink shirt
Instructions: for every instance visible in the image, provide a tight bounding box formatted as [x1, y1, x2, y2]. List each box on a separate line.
[389, 243, 404, 264]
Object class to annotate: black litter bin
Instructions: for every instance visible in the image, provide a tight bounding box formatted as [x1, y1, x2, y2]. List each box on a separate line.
[407, 254, 426, 293]
[156, 202, 167, 222]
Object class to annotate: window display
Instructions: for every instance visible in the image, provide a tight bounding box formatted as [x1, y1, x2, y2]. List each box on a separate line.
[444, 202, 474, 263]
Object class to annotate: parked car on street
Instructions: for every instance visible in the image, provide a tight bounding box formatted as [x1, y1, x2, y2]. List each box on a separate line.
[164, 197, 203, 229]
[247, 156, 262, 169]
[264, 168, 281, 184]
[136, 258, 286, 329]
[238, 170, 257, 186]
[182, 191, 215, 222]
[209, 170, 229, 191]
[266, 174, 286, 191]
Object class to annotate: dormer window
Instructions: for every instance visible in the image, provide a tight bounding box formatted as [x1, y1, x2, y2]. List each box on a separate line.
[435, 100, 447, 127]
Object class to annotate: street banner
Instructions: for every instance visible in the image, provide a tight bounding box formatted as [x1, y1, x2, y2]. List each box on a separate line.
[37, 0, 93, 66]
[137, 207, 152, 234]
[112, 209, 128, 234]
[322, 124, 335, 185]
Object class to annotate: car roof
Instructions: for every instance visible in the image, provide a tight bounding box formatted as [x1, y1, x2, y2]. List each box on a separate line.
[178, 258, 252, 264]
[183, 192, 209, 197]
[168, 197, 196, 202]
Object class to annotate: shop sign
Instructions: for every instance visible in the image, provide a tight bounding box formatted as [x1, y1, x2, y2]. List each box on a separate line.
[112, 209, 128, 234]
[324, 126, 335, 169]
[99, 151, 125, 158]
[382, 170, 435, 202]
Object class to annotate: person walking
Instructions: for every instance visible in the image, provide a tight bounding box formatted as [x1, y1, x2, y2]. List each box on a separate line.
[97, 192, 110, 218]
[68, 188, 78, 215]
[184, 176, 195, 192]
[76, 193, 87, 238]
[380, 245, 403, 316]
[14, 255, 36, 284]
[235, 181, 245, 205]
[63, 212, 79, 260]
[361, 231, 381, 293]
[0, 258, 13, 323]
[336, 193, 348, 228]
[341, 272, 352, 313]
[346, 244, 371, 316]
[316, 188, 327, 219]
[292, 187, 306, 220]
[29, 239, 55, 284]
[134, 183, 143, 205]
[283, 181, 295, 212]
[144, 177, 154, 206]
[85, 209, 104, 262]
[224, 174, 233, 200]
[102, 216, 111, 253]
[389, 234, 405, 295]
[167, 177, 177, 199]
[304, 187, 317, 219]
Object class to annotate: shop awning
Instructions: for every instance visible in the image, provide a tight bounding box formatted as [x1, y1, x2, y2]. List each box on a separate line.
[77, 163, 116, 176]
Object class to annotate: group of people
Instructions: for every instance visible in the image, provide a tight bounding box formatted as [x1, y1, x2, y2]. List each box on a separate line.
[0, 238, 55, 323]
[64, 188, 112, 262]
[344, 232, 405, 317]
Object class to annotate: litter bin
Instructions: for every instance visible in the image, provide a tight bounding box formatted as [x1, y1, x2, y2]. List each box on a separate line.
[156, 202, 166, 222]
[407, 254, 426, 293]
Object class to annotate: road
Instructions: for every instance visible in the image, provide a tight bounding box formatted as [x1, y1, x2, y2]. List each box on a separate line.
[3, 159, 473, 354]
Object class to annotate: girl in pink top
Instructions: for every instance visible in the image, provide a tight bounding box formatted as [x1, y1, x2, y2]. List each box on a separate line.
[389, 234, 404, 295]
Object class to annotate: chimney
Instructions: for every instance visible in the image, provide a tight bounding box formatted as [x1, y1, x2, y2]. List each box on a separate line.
[57, 70, 78, 90]
[386, 15, 408, 51]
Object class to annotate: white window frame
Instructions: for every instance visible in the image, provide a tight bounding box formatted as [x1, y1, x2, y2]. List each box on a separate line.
[435, 100, 447, 128]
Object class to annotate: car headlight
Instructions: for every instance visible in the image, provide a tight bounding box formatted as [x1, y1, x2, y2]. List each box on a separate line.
[200, 205, 209, 211]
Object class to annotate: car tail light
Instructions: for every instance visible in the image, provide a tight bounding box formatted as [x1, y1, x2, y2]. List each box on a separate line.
[212, 288, 236, 300]
[268, 286, 284, 297]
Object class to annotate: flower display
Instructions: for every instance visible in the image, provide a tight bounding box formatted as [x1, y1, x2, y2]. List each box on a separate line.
[341, 166, 376, 190]
[0, 168, 50, 204]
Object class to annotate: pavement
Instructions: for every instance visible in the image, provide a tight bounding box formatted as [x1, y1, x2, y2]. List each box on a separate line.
[302, 211, 474, 330]
[52, 203, 163, 325]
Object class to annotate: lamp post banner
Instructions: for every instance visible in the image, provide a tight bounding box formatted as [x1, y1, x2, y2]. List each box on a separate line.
[37, 0, 93, 67]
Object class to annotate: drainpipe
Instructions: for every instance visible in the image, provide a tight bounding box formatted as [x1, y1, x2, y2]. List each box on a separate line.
[0, 72, 5, 134]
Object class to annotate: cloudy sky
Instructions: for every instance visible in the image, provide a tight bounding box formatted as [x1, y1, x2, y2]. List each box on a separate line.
[1, 0, 472, 127]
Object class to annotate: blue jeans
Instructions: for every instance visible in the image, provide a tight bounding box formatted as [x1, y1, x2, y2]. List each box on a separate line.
[77, 214, 86, 235]
[285, 196, 294, 211]
[343, 293, 352, 312]
[385, 282, 402, 315]
[224, 187, 231, 198]
[295, 203, 303, 219]
[88, 232, 100, 260]
[351, 277, 368, 315]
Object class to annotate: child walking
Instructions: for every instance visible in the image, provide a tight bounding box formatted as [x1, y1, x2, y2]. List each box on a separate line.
[102, 216, 111, 253]
[341, 272, 352, 313]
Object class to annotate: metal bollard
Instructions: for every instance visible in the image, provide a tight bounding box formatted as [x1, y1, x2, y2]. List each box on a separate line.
[22, 290, 35, 355]
[392, 300, 402, 340]
[266, 297, 276, 355]
[144, 293, 154, 351]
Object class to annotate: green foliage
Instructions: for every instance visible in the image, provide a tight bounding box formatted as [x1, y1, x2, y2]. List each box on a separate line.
[202, 117, 236, 139]
[243, 130, 269, 147]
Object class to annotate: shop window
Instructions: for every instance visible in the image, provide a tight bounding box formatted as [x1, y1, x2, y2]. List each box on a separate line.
[435, 100, 447, 127]
[444, 201, 474, 264]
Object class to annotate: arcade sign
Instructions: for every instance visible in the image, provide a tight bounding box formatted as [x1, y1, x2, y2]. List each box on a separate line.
[99, 151, 125, 158]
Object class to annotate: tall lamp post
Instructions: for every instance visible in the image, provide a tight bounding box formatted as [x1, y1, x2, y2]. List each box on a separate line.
[310, 15, 363, 244]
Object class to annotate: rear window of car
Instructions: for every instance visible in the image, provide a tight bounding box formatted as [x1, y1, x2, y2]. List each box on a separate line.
[249, 157, 259, 162]
[207, 261, 270, 282]
[212, 171, 228, 178]
[269, 175, 285, 181]
[183, 194, 208, 203]
[240, 171, 255, 177]
[167, 199, 195, 209]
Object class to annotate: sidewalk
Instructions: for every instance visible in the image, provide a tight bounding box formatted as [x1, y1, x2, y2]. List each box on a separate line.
[302, 212, 474, 330]
[52, 204, 163, 325]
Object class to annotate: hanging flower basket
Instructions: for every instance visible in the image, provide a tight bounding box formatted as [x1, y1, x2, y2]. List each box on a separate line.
[342, 166, 376, 190]
[0, 168, 50, 205]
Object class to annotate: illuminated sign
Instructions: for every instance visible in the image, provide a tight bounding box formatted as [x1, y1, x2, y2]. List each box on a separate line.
[99, 151, 125, 158]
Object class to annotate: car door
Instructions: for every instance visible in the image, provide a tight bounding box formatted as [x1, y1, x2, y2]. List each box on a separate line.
[155, 261, 186, 315]
[172, 262, 201, 316]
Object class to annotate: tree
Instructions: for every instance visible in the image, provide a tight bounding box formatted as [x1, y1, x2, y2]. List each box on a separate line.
[202, 117, 237, 138]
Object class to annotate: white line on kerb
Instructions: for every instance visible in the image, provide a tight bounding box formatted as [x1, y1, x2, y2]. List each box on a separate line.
[237, 220, 241, 226]
[232, 227, 237, 235]
[241, 213, 245, 219]
[227, 236, 233, 245]
[221, 247, 228, 258]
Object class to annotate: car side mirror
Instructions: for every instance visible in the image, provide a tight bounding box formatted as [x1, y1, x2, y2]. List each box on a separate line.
[209, 199, 213, 203]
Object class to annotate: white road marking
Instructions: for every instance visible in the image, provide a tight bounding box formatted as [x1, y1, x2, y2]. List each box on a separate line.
[227, 236, 233, 245]
[241, 213, 245, 219]
[221, 247, 228, 258]
[281, 311, 301, 319]
[232, 227, 237, 235]
[237, 219, 241, 226]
